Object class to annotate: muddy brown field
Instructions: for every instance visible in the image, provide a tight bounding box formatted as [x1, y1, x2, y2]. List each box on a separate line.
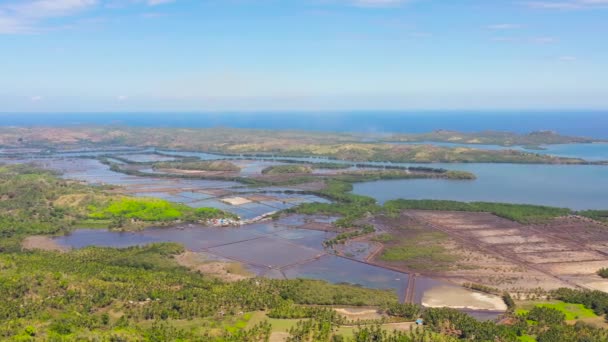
[364, 210, 608, 295]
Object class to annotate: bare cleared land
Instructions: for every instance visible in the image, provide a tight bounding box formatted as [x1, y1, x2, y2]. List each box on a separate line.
[364, 210, 608, 295]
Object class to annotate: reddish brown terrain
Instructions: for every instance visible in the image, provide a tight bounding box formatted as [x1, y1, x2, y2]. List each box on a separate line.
[361, 210, 608, 296]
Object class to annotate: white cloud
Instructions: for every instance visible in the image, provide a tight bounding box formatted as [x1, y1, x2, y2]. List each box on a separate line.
[530, 36, 557, 43]
[409, 31, 432, 37]
[147, 0, 175, 5]
[558, 55, 577, 61]
[0, 15, 28, 34]
[351, 0, 410, 8]
[117, 95, 129, 101]
[0, 0, 97, 34]
[30, 95, 43, 102]
[6, 0, 98, 19]
[526, 0, 608, 10]
[0, 0, 174, 34]
[487, 23, 522, 30]
[492, 37, 519, 42]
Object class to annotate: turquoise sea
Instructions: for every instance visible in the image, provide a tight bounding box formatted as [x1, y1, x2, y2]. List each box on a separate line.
[1, 111, 607, 138]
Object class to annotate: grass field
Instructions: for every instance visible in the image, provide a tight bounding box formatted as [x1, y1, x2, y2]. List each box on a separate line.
[246, 311, 303, 333]
[379, 230, 459, 271]
[516, 300, 598, 320]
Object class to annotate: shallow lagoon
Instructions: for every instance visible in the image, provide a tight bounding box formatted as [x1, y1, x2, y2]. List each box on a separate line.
[354, 163, 608, 210]
[52, 224, 406, 299]
[51, 223, 504, 309]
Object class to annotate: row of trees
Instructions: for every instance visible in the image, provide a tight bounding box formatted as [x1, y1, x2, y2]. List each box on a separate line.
[0, 242, 397, 339]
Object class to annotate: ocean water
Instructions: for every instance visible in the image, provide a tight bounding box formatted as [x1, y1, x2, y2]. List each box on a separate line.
[1, 111, 607, 138]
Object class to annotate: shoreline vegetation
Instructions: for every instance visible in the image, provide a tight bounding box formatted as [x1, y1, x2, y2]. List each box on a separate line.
[100, 157, 477, 189]
[1, 126, 607, 164]
[0, 164, 237, 252]
[4, 163, 608, 339]
[378, 129, 604, 148]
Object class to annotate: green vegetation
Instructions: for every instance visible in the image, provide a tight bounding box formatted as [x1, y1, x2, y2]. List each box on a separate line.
[3, 165, 608, 341]
[105, 156, 473, 192]
[3, 126, 599, 164]
[383, 129, 601, 147]
[341, 169, 476, 181]
[579, 210, 608, 223]
[444, 170, 478, 179]
[88, 197, 232, 224]
[4, 146, 608, 340]
[503, 292, 516, 312]
[379, 230, 457, 271]
[290, 180, 381, 229]
[0, 164, 235, 250]
[551, 288, 608, 316]
[598, 268, 608, 278]
[384, 199, 571, 224]
[372, 233, 395, 242]
[0, 244, 398, 340]
[384, 303, 422, 320]
[310, 162, 351, 169]
[268, 301, 344, 323]
[0, 164, 96, 251]
[462, 283, 500, 296]
[516, 301, 597, 321]
[89, 197, 186, 221]
[153, 160, 241, 172]
[324, 225, 375, 248]
[261, 164, 312, 174]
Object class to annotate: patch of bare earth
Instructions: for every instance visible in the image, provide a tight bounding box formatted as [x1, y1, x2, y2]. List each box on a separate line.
[269, 332, 290, 342]
[334, 307, 384, 321]
[175, 251, 252, 282]
[360, 211, 608, 294]
[22, 236, 68, 252]
[422, 286, 507, 311]
[402, 211, 608, 293]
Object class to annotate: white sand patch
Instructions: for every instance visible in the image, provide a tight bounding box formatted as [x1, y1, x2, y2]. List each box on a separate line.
[221, 197, 252, 206]
[421, 286, 507, 311]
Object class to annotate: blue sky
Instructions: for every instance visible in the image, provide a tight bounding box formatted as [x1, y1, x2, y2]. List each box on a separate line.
[0, 0, 607, 111]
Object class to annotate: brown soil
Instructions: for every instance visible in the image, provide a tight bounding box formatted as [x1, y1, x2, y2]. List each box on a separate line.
[334, 307, 384, 321]
[269, 332, 290, 342]
[361, 210, 608, 294]
[22, 236, 68, 252]
[174, 251, 252, 282]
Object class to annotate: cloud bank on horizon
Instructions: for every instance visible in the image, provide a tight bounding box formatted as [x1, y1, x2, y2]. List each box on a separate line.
[0, 0, 606, 111]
